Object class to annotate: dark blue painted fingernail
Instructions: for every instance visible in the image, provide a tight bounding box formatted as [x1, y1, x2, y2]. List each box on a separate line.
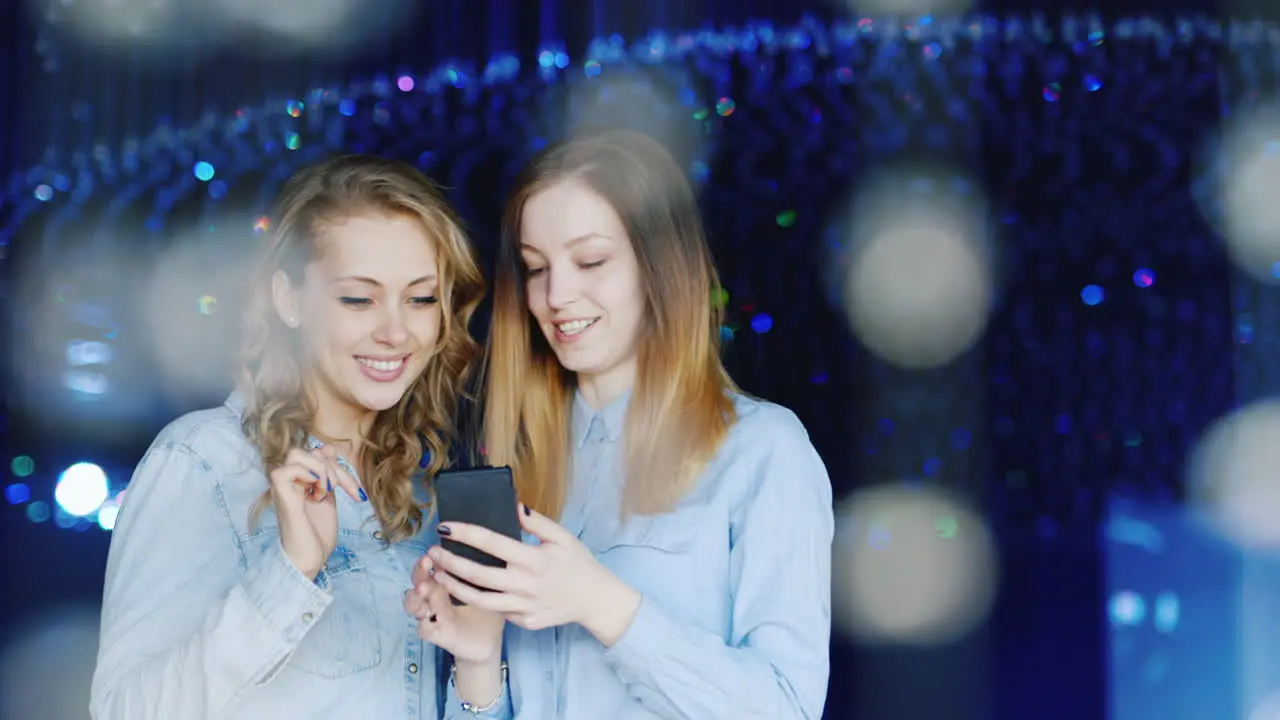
[358, 488, 368, 502]
[437, 524, 451, 536]
[523, 503, 532, 516]
[310, 471, 321, 479]
[427, 567, 435, 577]
[428, 614, 437, 623]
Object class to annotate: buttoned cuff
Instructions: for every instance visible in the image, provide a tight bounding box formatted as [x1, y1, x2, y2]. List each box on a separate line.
[240, 539, 334, 645]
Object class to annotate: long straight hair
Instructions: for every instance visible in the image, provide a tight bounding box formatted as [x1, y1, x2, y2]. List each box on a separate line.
[483, 129, 736, 519]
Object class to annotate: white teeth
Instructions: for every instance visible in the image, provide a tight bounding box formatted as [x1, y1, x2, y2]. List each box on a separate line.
[358, 357, 404, 371]
[557, 319, 597, 336]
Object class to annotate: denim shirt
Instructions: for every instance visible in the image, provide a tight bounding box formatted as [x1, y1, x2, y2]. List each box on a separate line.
[90, 394, 445, 720]
[450, 391, 834, 720]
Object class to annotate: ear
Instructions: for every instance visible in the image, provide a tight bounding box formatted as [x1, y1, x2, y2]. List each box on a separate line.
[271, 270, 300, 328]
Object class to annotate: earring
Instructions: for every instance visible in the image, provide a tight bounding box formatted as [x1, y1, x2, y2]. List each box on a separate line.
[285, 315, 297, 327]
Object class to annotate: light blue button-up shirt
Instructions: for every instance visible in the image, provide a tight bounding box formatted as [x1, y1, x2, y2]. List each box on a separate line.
[452, 390, 833, 720]
[91, 395, 446, 720]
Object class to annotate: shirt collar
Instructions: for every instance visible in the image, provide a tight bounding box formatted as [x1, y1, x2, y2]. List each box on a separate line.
[224, 391, 246, 419]
[572, 388, 632, 449]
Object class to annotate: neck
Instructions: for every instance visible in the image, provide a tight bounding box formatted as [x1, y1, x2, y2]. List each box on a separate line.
[307, 388, 374, 459]
[576, 359, 636, 411]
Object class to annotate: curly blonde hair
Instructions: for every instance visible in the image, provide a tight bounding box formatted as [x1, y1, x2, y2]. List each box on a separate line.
[240, 154, 485, 542]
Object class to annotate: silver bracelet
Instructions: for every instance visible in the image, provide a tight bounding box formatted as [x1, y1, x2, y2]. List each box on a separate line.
[450, 661, 509, 715]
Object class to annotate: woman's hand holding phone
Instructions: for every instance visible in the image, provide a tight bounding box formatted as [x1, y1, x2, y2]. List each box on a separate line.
[427, 505, 642, 648]
[404, 553, 505, 664]
[405, 553, 507, 708]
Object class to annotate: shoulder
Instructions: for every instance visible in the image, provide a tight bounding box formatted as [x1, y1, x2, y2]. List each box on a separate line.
[143, 401, 252, 472]
[724, 392, 814, 453]
[118, 402, 261, 532]
[706, 392, 831, 511]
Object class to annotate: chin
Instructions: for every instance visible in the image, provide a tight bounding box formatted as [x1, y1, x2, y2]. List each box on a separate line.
[553, 352, 607, 377]
[351, 379, 415, 412]
[362, 393, 407, 412]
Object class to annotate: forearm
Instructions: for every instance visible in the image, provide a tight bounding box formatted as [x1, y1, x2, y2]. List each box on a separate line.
[92, 540, 333, 719]
[600, 597, 827, 720]
[452, 657, 504, 708]
[579, 572, 643, 648]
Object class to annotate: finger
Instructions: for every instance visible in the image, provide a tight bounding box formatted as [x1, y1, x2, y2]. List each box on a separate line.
[415, 584, 452, 640]
[403, 587, 429, 619]
[416, 607, 442, 641]
[437, 522, 536, 568]
[313, 444, 362, 495]
[424, 576, 452, 607]
[283, 449, 331, 487]
[518, 503, 574, 544]
[429, 546, 526, 595]
[433, 571, 526, 614]
[411, 553, 436, 586]
[324, 457, 366, 504]
[269, 464, 330, 503]
[505, 612, 547, 632]
[423, 578, 456, 623]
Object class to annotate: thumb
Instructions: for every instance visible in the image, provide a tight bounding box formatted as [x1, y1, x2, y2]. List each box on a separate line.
[518, 503, 571, 543]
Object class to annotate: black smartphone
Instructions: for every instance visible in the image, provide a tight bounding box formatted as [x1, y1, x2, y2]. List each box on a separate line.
[432, 465, 523, 606]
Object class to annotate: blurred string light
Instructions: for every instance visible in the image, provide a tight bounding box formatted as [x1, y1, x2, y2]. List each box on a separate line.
[53, 462, 109, 517]
[7, 458, 119, 531]
[4, 483, 30, 504]
[842, 0, 976, 13]
[0, 12, 1255, 540]
[30, 0, 420, 60]
[1108, 589, 1179, 632]
[831, 485, 998, 646]
[1194, 98, 1280, 284]
[834, 161, 998, 370]
[1187, 400, 1280, 549]
[10, 456, 34, 477]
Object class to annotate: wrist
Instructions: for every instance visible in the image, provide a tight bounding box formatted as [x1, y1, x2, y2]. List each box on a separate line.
[451, 659, 507, 710]
[296, 562, 322, 581]
[281, 541, 323, 581]
[453, 651, 503, 671]
[581, 572, 642, 648]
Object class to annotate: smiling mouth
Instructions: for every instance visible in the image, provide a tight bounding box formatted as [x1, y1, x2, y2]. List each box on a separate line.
[356, 356, 407, 371]
[556, 319, 598, 336]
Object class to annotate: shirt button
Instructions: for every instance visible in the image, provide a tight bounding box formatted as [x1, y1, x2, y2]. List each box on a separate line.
[373, 530, 384, 541]
[302, 612, 314, 623]
[408, 663, 418, 674]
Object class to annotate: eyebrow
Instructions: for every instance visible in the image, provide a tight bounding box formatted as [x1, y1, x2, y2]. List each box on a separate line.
[520, 233, 611, 251]
[335, 275, 438, 287]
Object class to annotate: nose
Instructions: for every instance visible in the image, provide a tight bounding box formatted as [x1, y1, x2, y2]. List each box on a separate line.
[372, 306, 410, 346]
[543, 265, 579, 311]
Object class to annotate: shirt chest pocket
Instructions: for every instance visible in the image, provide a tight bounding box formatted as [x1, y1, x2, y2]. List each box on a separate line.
[250, 531, 383, 678]
[594, 507, 719, 602]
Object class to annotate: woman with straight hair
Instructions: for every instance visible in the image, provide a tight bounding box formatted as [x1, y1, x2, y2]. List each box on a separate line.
[91, 154, 485, 719]
[405, 128, 834, 719]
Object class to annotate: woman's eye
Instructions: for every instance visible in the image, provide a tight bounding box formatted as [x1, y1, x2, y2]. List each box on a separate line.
[525, 266, 546, 277]
[339, 297, 372, 306]
[581, 260, 606, 270]
[411, 296, 439, 305]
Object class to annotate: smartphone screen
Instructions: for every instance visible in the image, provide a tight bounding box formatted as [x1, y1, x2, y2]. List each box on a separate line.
[433, 466, 523, 605]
